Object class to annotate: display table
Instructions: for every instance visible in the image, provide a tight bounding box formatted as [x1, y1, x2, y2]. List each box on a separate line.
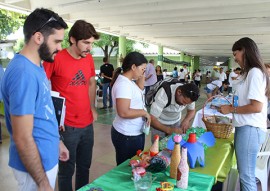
[192, 107, 233, 129]
[78, 135, 234, 191]
[190, 135, 234, 183]
[78, 160, 215, 191]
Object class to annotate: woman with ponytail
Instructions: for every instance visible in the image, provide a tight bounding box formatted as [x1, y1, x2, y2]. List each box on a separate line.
[111, 52, 151, 165]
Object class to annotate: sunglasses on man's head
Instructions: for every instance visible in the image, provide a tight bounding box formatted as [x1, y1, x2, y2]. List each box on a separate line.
[32, 16, 58, 35]
[189, 90, 200, 100]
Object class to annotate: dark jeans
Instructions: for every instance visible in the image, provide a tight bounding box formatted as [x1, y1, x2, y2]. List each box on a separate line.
[58, 124, 94, 191]
[102, 82, 112, 107]
[145, 86, 150, 96]
[111, 126, 145, 165]
[194, 80, 201, 87]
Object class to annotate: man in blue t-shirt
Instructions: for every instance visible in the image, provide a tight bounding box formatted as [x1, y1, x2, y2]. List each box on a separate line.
[1, 8, 69, 191]
[0, 63, 4, 144]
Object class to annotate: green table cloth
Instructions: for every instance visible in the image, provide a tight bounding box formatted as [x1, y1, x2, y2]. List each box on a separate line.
[190, 134, 235, 182]
[78, 134, 234, 191]
[78, 160, 215, 191]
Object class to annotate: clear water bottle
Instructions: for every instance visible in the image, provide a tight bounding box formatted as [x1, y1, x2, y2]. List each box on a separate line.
[233, 95, 238, 107]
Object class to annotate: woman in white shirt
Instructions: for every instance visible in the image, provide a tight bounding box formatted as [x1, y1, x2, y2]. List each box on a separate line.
[220, 37, 270, 191]
[110, 52, 151, 165]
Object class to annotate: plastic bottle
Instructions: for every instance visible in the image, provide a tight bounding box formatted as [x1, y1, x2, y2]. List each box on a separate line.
[233, 95, 238, 107]
[177, 147, 189, 189]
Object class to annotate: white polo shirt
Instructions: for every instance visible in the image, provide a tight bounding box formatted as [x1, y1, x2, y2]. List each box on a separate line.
[233, 68, 267, 130]
[150, 84, 195, 125]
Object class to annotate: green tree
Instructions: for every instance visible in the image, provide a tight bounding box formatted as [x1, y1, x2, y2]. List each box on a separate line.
[13, 38, 24, 52]
[94, 33, 148, 59]
[0, 9, 25, 40]
[94, 33, 119, 58]
[61, 28, 70, 49]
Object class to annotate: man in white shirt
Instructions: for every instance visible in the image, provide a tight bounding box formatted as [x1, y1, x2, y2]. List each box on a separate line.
[228, 67, 241, 94]
[150, 83, 200, 142]
[218, 67, 227, 93]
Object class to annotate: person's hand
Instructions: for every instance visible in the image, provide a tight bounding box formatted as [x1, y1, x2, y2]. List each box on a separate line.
[180, 120, 190, 133]
[144, 112, 151, 126]
[59, 125, 65, 132]
[219, 105, 232, 114]
[38, 178, 53, 191]
[174, 128, 184, 135]
[59, 141, 69, 161]
[92, 108, 98, 121]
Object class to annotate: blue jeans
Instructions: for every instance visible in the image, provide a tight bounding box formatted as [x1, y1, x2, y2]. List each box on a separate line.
[102, 82, 112, 107]
[58, 124, 94, 191]
[234, 126, 266, 191]
[111, 126, 145, 165]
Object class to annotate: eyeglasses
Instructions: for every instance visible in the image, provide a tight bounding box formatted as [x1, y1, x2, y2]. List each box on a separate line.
[32, 16, 58, 35]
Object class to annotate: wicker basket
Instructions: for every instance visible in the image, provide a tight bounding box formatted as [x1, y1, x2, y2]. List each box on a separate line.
[202, 95, 234, 139]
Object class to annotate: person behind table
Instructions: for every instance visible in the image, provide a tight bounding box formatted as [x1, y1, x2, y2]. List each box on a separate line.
[194, 69, 202, 87]
[183, 64, 188, 76]
[1, 8, 69, 191]
[43, 20, 99, 191]
[228, 67, 241, 94]
[100, 56, 114, 109]
[144, 59, 157, 97]
[218, 67, 227, 93]
[211, 67, 220, 80]
[110, 52, 151, 165]
[178, 68, 185, 83]
[172, 66, 178, 78]
[150, 83, 200, 142]
[204, 80, 229, 99]
[156, 65, 164, 82]
[220, 37, 270, 191]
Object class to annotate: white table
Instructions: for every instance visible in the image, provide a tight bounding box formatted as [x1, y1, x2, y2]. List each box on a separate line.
[192, 107, 233, 129]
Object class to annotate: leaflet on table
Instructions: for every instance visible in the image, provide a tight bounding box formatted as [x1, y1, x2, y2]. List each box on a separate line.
[51, 91, 66, 127]
[211, 96, 232, 108]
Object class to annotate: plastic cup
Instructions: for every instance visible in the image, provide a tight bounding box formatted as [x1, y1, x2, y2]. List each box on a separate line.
[133, 172, 152, 191]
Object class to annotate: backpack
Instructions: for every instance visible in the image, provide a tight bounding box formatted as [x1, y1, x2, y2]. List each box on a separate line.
[145, 78, 182, 107]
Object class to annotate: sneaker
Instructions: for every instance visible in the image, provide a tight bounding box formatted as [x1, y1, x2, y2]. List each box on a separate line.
[100, 106, 107, 109]
[108, 106, 113, 108]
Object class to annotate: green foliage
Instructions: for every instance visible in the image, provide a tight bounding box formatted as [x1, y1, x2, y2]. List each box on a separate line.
[13, 38, 24, 52]
[0, 9, 25, 40]
[94, 33, 119, 58]
[94, 33, 149, 59]
[61, 27, 70, 49]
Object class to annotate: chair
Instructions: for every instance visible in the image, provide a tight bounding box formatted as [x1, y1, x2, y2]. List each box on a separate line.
[255, 129, 270, 191]
[95, 86, 103, 107]
[222, 129, 270, 191]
